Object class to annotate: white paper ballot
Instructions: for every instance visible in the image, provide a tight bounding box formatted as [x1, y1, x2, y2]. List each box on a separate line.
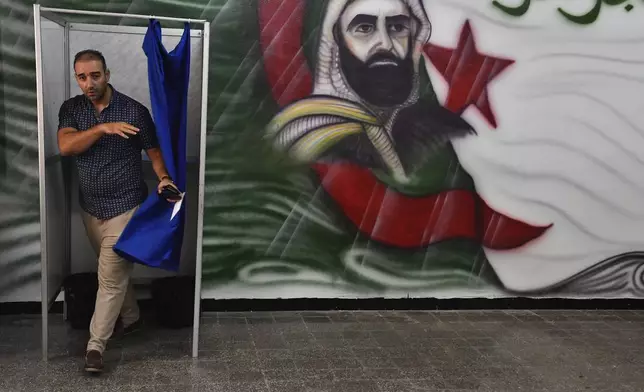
[170, 192, 185, 221]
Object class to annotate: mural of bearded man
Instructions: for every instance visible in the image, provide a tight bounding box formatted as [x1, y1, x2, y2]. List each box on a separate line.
[267, 0, 474, 184]
[197, 0, 551, 294]
[259, 0, 550, 288]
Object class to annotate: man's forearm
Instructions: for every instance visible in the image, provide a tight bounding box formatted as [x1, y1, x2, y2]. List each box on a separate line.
[58, 125, 105, 156]
[152, 161, 170, 181]
[147, 148, 170, 181]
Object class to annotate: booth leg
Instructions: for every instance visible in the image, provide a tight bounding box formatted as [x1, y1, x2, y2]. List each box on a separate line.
[192, 20, 210, 359]
[34, 3, 48, 363]
[63, 291, 68, 321]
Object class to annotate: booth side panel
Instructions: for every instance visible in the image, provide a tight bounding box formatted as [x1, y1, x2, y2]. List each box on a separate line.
[41, 19, 68, 306]
[67, 27, 203, 281]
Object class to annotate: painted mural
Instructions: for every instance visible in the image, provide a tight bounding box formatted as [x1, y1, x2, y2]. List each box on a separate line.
[1, 0, 644, 301]
[0, 0, 42, 302]
[201, 0, 644, 299]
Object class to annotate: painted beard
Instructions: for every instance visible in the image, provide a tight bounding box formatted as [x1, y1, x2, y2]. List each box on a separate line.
[337, 38, 414, 108]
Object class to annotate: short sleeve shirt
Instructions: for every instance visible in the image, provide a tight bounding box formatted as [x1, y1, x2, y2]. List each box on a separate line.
[58, 85, 159, 220]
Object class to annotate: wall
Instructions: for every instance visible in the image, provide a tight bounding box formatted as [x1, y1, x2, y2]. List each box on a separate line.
[200, 0, 644, 300]
[0, 0, 42, 302]
[1, 0, 643, 302]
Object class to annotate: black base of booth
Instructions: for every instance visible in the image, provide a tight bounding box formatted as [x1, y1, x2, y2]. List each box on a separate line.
[3, 297, 644, 315]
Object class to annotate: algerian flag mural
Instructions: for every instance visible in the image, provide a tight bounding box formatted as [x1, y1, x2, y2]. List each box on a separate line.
[0, 0, 643, 301]
[200, 0, 644, 299]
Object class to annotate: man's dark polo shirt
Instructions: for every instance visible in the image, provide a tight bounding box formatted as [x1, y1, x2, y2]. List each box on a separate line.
[57, 85, 159, 220]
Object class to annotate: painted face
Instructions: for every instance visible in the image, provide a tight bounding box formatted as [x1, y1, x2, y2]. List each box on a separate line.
[336, 0, 415, 107]
[74, 59, 110, 102]
[339, 0, 413, 65]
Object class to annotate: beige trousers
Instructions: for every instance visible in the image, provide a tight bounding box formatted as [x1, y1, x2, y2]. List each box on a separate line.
[82, 206, 140, 354]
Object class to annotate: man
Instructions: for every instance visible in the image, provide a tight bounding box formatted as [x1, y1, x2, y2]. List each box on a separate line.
[267, 0, 474, 184]
[57, 49, 180, 373]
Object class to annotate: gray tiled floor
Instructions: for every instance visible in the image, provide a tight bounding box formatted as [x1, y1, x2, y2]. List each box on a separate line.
[1, 310, 643, 391]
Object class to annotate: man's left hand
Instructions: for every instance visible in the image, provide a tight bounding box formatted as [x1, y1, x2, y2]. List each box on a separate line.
[158, 177, 182, 202]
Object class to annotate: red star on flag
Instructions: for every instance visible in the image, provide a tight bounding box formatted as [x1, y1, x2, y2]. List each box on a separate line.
[423, 20, 514, 129]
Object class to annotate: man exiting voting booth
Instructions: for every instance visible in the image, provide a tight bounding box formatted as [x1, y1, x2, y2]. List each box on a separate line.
[56, 19, 190, 373]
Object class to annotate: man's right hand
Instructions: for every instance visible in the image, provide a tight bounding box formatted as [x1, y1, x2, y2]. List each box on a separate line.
[101, 122, 140, 139]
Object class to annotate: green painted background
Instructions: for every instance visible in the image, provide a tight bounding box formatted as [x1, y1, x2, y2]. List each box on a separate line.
[3, 0, 638, 301]
[0, 0, 494, 300]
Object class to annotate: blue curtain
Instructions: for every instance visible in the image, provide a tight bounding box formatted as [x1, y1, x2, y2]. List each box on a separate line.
[113, 19, 191, 271]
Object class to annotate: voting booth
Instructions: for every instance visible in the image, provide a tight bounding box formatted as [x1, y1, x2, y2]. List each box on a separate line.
[33, 5, 210, 360]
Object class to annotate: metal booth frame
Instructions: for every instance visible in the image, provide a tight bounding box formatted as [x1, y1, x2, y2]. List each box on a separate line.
[33, 4, 210, 360]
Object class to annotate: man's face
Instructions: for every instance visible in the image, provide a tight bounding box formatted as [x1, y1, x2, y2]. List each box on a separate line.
[339, 0, 412, 64]
[336, 0, 415, 107]
[74, 59, 109, 102]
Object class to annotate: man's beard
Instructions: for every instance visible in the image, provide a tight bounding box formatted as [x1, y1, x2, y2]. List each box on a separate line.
[338, 39, 414, 108]
[85, 87, 105, 101]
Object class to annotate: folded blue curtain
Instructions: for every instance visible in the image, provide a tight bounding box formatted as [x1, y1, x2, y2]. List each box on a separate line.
[113, 19, 191, 271]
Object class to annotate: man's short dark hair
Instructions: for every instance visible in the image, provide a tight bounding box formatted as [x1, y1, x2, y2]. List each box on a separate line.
[73, 49, 107, 72]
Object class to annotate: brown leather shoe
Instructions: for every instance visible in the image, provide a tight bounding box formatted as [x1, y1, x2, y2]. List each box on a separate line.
[84, 350, 103, 373]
